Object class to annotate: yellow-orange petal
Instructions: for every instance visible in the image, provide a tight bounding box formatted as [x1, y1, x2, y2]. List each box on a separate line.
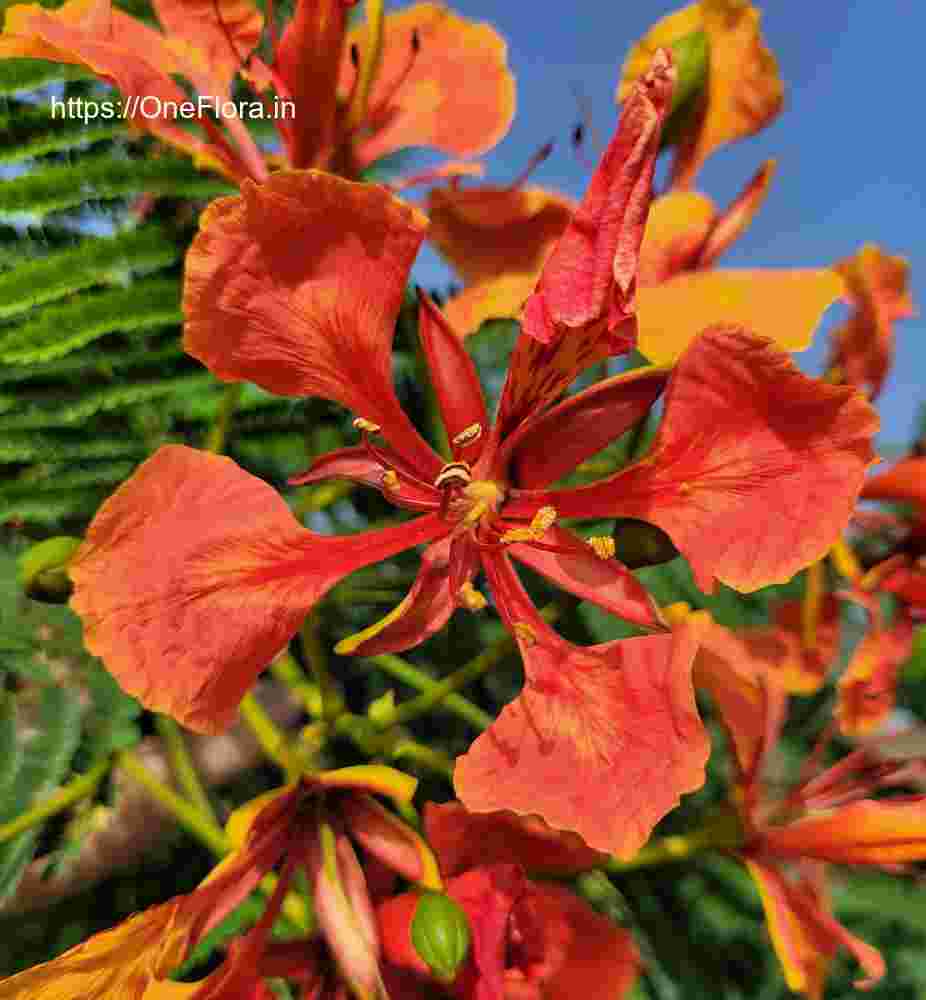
[761, 796, 926, 865]
[620, 1, 784, 188]
[828, 244, 914, 399]
[638, 189, 715, 287]
[183, 170, 440, 477]
[69, 445, 445, 733]
[636, 268, 844, 366]
[0, 899, 189, 999]
[428, 183, 575, 295]
[836, 617, 915, 737]
[342, 3, 515, 167]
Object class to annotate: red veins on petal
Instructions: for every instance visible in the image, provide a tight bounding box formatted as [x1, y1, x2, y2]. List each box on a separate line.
[454, 554, 708, 858]
[424, 802, 605, 877]
[511, 327, 879, 594]
[183, 170, 441, 478]
[69, 445, 445, 733]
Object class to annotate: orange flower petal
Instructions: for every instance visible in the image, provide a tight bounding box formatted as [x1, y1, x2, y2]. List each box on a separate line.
[760, 796, 926, 865]
[424, 802, 605, 877]
[153, 0, 262, 95]
[638, 189, 716, 286]
[521, 883, 641, 1000]
[760, 597, 841, 695]
[427, 184, 575, 337]
[0, 0, 235, 176]
[495, 52, 675, 436]
[828, 244, 915, 399]
[518, 328, 879, 593]
[342, 2, 515, 167]
[274, 0, 349, 169]
[183, 170, 441, 478]
[620, 1, 784, 188]
[836, 617, 914, 737]
[697, 159, 775, 267]
[70, 445, 445, 733]
[636, 268, 844, 366]
[334, 533, 474, 657]
[862, 456, 926, 512]
[455, 554, 708, 858]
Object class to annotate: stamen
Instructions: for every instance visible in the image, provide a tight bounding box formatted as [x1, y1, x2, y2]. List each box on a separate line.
[500, 506, 557, 544]
[382, 470, 400, 493]
[452, 423, 483, 448]
[458, 582, 487, 611]
[363, 28, 421, 122]
[507, 141, 554, 191]
[434, 461, 472, 490]
[587, 535, 616, 560]
[353, 417, 381, 434]
[350, 43, 360, 68]
[512, 622, 537, 647]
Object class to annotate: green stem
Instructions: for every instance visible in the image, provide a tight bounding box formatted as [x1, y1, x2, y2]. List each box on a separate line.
[155, 715, 217, 824]
[390, 739, 454, 779]
[239, 693, 304, 780]
[204, 383, 243, 454]
[606, 810, 743, 873]
[370, 602, 561, 731]
[301, 611, 343, 722]
[370, 654, 493, 731]
[0, 757, 109, 845]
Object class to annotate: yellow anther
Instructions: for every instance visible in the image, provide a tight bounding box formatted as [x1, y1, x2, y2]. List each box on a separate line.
[353, 417, 381, 434]
[829, 539, 862, 583]
[452, 423, 483, 448]
[501, 506, 557, 544]
[587, 535, 615, 560]
[458, 582, 487, 611]
[382, 470, 400, 493]
[434, 461, 472, 490]
[512, 622, 537, 646]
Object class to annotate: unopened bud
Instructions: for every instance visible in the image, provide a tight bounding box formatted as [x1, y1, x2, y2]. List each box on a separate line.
[411, 891, 471, 984]
[18, 536, 82, 604]
[611, 518, 678, 570]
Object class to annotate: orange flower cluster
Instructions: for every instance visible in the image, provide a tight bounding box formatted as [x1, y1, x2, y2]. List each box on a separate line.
[0, 1, 921, 998]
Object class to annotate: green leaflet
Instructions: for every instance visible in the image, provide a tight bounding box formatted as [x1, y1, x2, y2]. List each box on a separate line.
[0, 59, 91, 96]
[0, 687, 83, 902]
[0, 102, 125, 165]
[0, 154, 231, 218]
[0, 226, 180, 320]
[0, 276, 181, 363]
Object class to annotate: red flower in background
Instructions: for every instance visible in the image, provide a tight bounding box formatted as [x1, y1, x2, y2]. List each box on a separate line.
[684, 607, 926, 998]
[70, 51, 877, 858]
[378, 803, 639, 1000]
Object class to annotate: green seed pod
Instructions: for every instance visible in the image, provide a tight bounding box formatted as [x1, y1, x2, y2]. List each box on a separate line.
[411, 891, 471, 984]
[611, 518, 679, 570]
[17, 536, 82, 604]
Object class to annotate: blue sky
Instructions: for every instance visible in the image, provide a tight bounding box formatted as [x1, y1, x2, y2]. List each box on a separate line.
[408, 1, 924, 450]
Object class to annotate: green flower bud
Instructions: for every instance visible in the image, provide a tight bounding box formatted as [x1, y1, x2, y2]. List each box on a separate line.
[411, 891, 471, 984]
[669, 29, 709, 115]
[611, 518, 679, 570]
[17, 536, 82, 604]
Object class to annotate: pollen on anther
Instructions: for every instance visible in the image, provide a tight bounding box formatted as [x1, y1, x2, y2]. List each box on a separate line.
[458, 582, 487, 611]
[501, 506, 557, 544]
[434, 461, 472, 490]
[452, 423, 483, 448]
[587, 535, 616, 560]
[382, 470, 400, 493]
[353, 417, 381, 434]
[513, 622, 537, 646]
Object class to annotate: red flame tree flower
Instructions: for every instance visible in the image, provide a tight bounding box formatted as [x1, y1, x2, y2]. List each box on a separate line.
[69, 54, 877, 859]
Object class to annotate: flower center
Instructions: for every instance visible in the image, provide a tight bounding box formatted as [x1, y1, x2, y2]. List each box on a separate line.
[433, 462, 506, 529]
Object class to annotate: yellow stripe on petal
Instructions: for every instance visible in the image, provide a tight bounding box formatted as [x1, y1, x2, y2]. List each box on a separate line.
[319, 764, 419, 805]
[637, 268, 845, 365]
